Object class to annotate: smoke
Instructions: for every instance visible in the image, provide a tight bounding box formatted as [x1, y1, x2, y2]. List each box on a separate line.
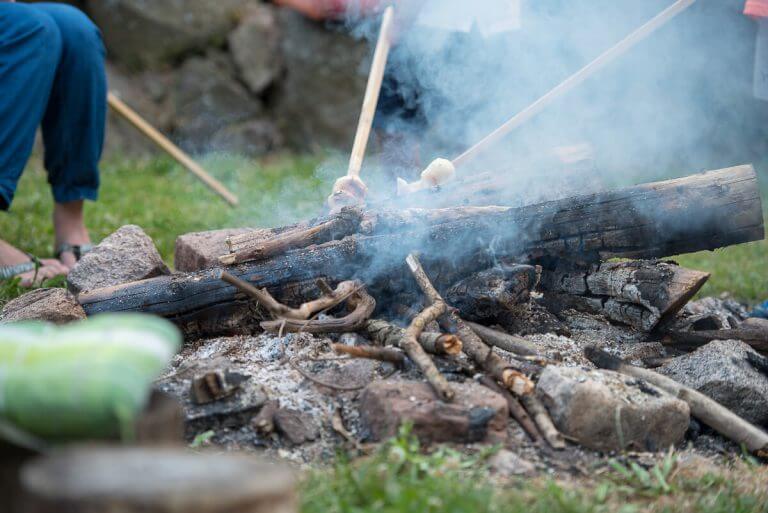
[340, 0, 767, 202]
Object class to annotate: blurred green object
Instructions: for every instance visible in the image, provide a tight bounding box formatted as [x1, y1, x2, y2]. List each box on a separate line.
[0, 314, 181, 443]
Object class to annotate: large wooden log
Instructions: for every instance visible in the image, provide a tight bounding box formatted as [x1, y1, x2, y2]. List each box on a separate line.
[79, 166, 764, 334]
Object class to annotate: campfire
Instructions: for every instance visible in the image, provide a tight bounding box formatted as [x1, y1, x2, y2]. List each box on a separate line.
[55, 162, 765, 461]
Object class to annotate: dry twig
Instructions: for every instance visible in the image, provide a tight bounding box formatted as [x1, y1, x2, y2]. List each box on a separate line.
[220, 271, 359, 321]
[398, 254, 455, 401]
[331, 343, 406, 366]
[466, 321, 539, 356]
[520, 394, 566, 449]
[261, 288, 376, 334]
[362, 319, 462, 356]
[478, 375, 541, 442]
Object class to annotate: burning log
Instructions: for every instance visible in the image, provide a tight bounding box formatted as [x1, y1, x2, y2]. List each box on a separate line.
[542, 260, 710, 331]
[585, 346, 768, 455]
[78, 166, 764, 335]
[445, 264, 538, 321]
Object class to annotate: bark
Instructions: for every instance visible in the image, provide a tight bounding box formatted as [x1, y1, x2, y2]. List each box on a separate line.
[663, 326, 768, 353]
[79, 166, 764, 336]
[542, 260, 710, 331]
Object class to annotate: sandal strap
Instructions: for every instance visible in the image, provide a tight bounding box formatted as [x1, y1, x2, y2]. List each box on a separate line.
[55, 243, 94, 261]
[0, 262, 36, 280]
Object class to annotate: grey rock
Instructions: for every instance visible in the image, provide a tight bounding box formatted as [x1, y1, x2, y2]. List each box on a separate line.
[67, 225, 170, 294]
[86, 0, 251, 69]
[273, 8, 369, 150]
[658, 339, 768, 425]
[105, 63, 176, 158]
[172, 53, 262, 153]
[537, 366, 689, 452]
[360, 379, 508, 445]
[229, 4, 282, 94]
[274, 408, 319, 446]
[0, 288, 85, 324]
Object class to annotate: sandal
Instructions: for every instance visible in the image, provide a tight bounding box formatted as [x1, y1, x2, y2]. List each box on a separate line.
[0, 253, 41, 280]
[54, 243, 94, 262]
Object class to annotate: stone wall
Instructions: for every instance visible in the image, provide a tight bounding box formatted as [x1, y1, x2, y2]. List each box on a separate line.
[27, 0, 369, 157]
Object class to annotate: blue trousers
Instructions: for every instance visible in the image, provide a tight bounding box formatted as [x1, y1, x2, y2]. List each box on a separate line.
[0, 2, 106, 211]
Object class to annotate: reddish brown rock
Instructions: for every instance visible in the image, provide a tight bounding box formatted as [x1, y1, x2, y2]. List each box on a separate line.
[0, 288, 85, 325]
[174, 228, 256, 272]
[360, 380, 508, 445]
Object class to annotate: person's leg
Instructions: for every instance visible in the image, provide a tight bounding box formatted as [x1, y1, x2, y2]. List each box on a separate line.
[32, 3, 106, 268]
[0, 3, 62, 211]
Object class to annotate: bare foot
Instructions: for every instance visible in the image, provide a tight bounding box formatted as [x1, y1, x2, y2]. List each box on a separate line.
[53, 200, 91, 270]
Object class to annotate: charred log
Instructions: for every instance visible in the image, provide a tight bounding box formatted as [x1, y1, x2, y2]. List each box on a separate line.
[79, 167, 764, 335]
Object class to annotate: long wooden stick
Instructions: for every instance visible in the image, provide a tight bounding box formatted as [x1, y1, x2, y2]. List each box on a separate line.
[585, 346, 768, 455]
[452, 0, 696, 169]
[107, 92, 239, 207]
[347, 6, 394, 179]
[328, 7, 395, 210]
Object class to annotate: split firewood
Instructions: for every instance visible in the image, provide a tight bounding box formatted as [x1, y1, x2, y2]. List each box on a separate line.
[585, 346, 768, 454]
[477, 375, 542, 443]
[362, 319, 462, 356]
[331, 343, 406, 366]
[220, 271, 358, 321]
[406, 254, 535, 397]
[220, 207, 363, 265]
[261, 289, 376, 334]
[445, 264, 537, 321]
[79, 166, 765, 337]
[519, 394, 566, 450]
[465, 321, 539, 356]
[541, 260, 710, 331]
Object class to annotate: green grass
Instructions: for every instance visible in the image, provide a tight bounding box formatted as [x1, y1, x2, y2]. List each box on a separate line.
[0, 152, 332, 266]
[301, 428, 768, 513]
[0, 154, 765, 305]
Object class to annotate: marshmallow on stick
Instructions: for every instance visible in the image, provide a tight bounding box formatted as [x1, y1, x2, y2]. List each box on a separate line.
[396, 158, 456, 196]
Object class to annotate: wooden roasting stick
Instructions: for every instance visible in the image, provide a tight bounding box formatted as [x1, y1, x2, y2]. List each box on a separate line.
[585, 346, 768, 455]
[107, 92, 239, 207]
[328, 6, 395, 211]
[397, 0, 697, 194]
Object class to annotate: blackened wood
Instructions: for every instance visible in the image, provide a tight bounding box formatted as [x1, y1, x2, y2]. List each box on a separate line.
[79, 167, 764, 332]
[664, 326, 768, 353]
[543, 260, 710, 331]
[445, 265, 537, 321]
